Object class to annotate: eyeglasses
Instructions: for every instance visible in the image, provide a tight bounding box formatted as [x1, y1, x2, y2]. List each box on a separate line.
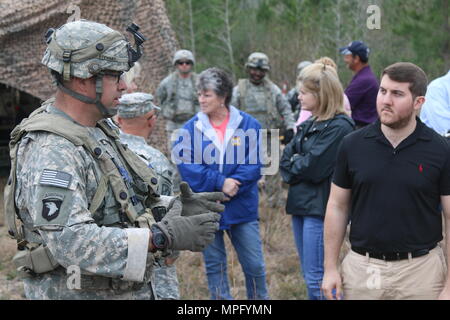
[101, 70, 124, 83]
[177, 61, 192, 66]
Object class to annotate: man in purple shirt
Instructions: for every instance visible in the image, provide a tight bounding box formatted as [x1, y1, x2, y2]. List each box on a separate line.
[340, 41, 379, 128]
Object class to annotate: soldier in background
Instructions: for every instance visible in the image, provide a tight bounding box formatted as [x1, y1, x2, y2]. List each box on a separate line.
[4, 20, 224, 300]
[286, 60, 312, 119]
[156, 49, 199, 192]
[122, 61, 142, 94]
[231, 52, 296, 208]
[116, 92, 180, 300]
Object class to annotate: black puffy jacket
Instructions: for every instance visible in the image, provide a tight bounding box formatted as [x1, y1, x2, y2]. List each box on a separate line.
[280, 113, 355, 216]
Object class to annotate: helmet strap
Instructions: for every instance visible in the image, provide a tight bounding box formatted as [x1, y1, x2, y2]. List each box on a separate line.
[56, 76, 116, 118]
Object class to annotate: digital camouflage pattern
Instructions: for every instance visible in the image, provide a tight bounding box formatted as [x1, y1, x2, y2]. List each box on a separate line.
[156, 69, 199, 193]
[231, 79, 295, 130]
[117, 92, 160, 119]
[156, 72, 199, 126]
[42, 20, 131, 79]
[232, 53, 294, 208]
[297, 61, 313, 75]
[119, 131, 179, 300]
[15, 104, 155, 299]
[151, 261, 179, 300]
[119, 133, 174, 204]
[245, 52, 270, 71]
[172, 49, 195, 65]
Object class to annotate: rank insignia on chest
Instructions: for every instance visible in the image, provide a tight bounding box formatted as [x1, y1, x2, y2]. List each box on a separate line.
[42, 198, 63, 221]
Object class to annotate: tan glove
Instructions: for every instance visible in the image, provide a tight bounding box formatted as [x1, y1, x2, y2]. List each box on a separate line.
[155, 197, 221, 252]
[179, 181, 227, 216]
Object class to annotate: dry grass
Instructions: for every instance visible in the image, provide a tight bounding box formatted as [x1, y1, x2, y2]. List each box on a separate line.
[0, 178, 307, 300]
[0, 177, 25, 300]
[176, 186, 308, 300]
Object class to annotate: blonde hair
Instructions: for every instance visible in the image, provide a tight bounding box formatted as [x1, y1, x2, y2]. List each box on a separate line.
[123, 62, 142, 87]
[314, 56, 337, 70]
[297, 63, 345, 120]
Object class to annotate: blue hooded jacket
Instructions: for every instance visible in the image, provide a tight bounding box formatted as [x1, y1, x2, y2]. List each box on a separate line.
[173, 106, 262, 229]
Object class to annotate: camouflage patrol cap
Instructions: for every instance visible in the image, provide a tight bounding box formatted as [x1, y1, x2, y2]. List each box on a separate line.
[42, 20, 131, 80]
[117, 92, 161, 119]
[297, 61, 312, 75]
[245, 52, 270, 71]
[173, 49, 195, 65]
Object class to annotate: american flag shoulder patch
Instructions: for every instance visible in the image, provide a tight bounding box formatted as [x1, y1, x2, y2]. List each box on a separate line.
[39, 169, 73, 189]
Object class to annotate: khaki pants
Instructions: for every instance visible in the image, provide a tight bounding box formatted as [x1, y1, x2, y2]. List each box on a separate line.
[341, 246, 447, 300]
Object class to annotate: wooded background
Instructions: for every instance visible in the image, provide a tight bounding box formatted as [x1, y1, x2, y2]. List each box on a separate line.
[165, 0, 450, 89]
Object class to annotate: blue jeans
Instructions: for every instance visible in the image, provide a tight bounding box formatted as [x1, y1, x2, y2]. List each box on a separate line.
[202, 220, 269, 300]
[291, 215, 325, 300]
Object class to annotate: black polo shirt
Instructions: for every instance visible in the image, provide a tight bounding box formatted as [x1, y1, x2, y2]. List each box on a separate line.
[333, 118, 450, 252]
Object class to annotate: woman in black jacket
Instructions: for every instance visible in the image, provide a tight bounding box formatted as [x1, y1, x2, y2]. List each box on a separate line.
[280, 63, 354, 299]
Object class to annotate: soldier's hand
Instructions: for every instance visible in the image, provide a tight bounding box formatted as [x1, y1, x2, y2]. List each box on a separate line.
[156, 212, 221, 252]
[179, 181, 227, 216]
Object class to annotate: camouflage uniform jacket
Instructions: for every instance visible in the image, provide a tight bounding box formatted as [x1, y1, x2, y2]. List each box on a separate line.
[119, 131, 180, 300]
[15, 104, 155, 300]
[231, 78, 295, 130]
[119, 132, 174, 197]
[156, 72, 199, 124]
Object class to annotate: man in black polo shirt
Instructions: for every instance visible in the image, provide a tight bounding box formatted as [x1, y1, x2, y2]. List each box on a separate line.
[322, 62, 450, 300]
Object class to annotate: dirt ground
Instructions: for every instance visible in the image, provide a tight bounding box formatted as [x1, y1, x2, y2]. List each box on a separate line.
[0, 177, 25, 300]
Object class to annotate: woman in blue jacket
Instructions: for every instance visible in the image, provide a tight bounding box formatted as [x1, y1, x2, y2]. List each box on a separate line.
[173, 67, 269, 300]
[280, 63, 354, 300]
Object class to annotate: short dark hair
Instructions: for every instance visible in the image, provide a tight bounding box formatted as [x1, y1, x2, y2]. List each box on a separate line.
[381, 62, 428, 99]
[197, 67, 233, 107]
[352, 53, 368, 63]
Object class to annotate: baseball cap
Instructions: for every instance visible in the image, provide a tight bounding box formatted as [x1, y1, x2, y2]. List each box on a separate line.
[117, 92, 160, 119]
[339, 41, 370, 61]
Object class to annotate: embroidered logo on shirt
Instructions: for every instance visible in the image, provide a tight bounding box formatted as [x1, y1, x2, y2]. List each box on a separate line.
[232, 136, 241, 146]
[42, 198, 63, 221]
[40, 169, 72, 189]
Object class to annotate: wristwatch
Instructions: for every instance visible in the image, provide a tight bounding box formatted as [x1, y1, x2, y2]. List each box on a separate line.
[150, 224, 168, 252]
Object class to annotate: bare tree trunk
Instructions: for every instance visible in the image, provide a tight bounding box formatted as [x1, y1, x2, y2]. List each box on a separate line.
[443, 0, 450, 70]
[187, 0, 196, 57]
[335, 0, 342, 64]
[224, 0, 235, 78]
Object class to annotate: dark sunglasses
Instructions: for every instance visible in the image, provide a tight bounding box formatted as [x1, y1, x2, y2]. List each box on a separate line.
[177, 61, 192, 66]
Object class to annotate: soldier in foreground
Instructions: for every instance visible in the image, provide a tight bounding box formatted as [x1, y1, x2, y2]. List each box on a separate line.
[116, 92, 180, 299]
[4, 20, 225, 300]
[156, 50, 199, 192]
[231, 52, 296, 207]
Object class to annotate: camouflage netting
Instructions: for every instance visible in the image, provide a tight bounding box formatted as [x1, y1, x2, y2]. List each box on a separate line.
[0, 0, 179, 155]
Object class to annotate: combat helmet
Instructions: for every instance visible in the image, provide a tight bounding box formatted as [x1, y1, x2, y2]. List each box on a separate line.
[173, 49, 195, 65]
[42, 20, 146, 117]
[245, 52, 270, 71]
[297, 61, 312, 75]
